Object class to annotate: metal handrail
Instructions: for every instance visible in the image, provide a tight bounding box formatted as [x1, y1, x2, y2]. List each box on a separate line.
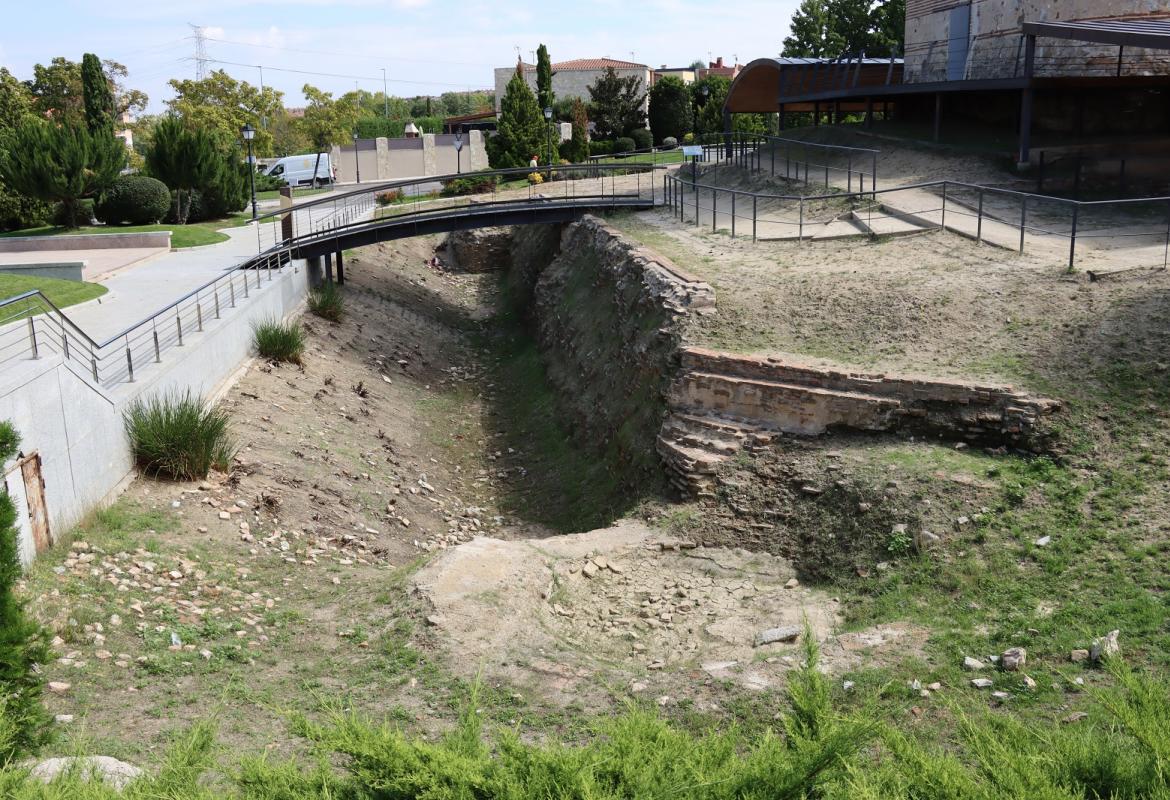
[253, 162, 665, 224]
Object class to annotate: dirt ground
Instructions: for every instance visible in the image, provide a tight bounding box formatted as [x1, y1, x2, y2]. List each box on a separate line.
[24, 135, 1170, 768]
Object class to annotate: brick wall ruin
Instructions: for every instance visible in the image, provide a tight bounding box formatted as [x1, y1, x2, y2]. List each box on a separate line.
[658, 347, 1060, 496]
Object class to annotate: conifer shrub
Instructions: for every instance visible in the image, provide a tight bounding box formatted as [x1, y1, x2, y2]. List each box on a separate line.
[123, 392, 235, 481]
[0, 421, 51, 762]
[252, 318, 304, 364]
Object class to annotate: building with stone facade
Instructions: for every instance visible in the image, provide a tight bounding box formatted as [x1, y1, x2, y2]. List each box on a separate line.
[493, 58, 652, 115]
[905, 0, 1170, 83]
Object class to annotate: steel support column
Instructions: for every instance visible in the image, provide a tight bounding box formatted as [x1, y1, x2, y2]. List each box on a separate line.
[1017, 34, 1036, 167]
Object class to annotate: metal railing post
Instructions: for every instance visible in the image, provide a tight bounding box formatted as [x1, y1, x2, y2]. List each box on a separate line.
[1019, 196, 1027, 254]
[940, 183, 948, 231]
[243, 271, 250, 298]
[197, 300, 204, 332]
[752, 195, 757, 242]
[125, 338, 135, 382]
[230, 277, 237, 308]
[847, 154, 853, 193]
[872, 152, 878, 198]
[1165, 199, 1170, 270]
[26, 318, 38, 360]
[1068, 203, 1079, 272]
[90, 351, 98, 383]
[977, 189, 984, 244]
[152, 325, 161, 363]
[712, 187, 718, 232]
[799, 197, 805, 241]
[176, 309, 183, 346]
[731, 192, 736, 237]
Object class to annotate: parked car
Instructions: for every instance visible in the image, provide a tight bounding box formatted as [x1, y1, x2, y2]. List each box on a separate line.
[264, 154, 333, 187]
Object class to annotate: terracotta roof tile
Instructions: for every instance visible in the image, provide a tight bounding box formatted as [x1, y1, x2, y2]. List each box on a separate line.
[551, 58, 647, 71]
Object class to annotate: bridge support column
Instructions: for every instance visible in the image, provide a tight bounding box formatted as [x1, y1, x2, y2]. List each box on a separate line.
[306, 255, 325, 290]
[334, 248, 345, 285]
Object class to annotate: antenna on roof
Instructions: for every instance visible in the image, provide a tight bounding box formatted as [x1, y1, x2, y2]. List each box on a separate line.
[514, 45, 521, 62]
[630, 51, 635, 61]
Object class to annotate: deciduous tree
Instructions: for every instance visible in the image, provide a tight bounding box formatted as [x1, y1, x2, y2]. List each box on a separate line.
[782, 0, 904, 58]
[649, 76, 691, 144]
[561, 98, 590, 162]
[587, 66, 646, 140]
[166, 70, 283, 156]
[300, 85, 357, 186]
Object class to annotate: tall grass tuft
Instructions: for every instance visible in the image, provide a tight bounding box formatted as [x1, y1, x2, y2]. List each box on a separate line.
[252, 318, 304, 364]
[123, 391, 235, 481]
[307, 282, 344, 323]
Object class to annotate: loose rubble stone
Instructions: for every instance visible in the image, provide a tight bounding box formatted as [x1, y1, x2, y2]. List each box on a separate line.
[962, 656, 985, 671]
[754, 626, 801, 646]
[1062, 712, 1089, 724]
[1001, 647, 1026, 671]
[1070, 649, 1090, 663]
[1090, 630, 1120, 663]
[970, 678, 994, 689]
[47, 681, 71, 694]
[31, 757, 143, 791]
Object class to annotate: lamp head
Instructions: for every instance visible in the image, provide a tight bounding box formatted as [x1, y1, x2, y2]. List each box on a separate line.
[240, 122, 255, 141]
[543, 107, 553, 121]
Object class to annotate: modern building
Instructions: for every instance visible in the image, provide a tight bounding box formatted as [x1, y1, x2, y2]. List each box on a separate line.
[724, 1, 1170, 168]
[653, 65, 697, 86]
[493, 57, 652, 114]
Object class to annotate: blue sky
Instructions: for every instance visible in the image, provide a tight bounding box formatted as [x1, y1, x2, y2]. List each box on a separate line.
[0, 0, 801, 112]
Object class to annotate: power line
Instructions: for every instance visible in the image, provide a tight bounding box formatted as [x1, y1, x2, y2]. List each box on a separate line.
[198, 35, 496, 69]
[192, 57, 488, 90]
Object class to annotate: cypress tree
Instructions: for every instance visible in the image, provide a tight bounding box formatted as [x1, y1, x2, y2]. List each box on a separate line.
[144, 117, 219, 224]
[489, 65, 545, 169]
[81, 53, 115, 134]
[536, 44, 554, 111]
[0, 421, 51, 761]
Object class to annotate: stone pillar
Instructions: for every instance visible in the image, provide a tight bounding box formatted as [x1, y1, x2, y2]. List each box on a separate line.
[422, 133, 437, 176]
[376, 137, 390, 181]
[468, 130, 489, 172]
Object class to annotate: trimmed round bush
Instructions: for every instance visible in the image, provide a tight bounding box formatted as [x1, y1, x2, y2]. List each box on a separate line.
[96, 175, 171, 226]
[662, 136, 678, 148]
[630, 129, 653, 150]
[615, 137, 636, 155]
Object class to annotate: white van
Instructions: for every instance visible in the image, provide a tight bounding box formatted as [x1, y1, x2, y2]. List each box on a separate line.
[264, 154, 334, 187]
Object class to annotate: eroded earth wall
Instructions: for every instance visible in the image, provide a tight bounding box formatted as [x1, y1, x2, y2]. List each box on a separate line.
[516, 216, 716, 485]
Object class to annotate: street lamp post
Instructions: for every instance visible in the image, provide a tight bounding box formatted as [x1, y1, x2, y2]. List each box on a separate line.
[352, 132, 361, 184]
[454, 128, 464, 174]
[241, 122, 257, 221]
[543, 106, 553, 178]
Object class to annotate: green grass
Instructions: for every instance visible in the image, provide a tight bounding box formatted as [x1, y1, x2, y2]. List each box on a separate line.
[255, 185, 329, 201]
[123, 391, 236, 481]
[0, 274, 106, 310]
[252, 318, 305, 364]
[0, 215, 250, 249]
[589, 149, 686, 166]
[307, 282, 344, 322]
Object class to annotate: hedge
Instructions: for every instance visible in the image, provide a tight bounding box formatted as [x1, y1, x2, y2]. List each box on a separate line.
[95, 175, 171, 226]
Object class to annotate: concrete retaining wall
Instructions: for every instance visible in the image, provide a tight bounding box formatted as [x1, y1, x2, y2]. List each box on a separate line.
[0, 231, 172, 252]
[333, 131, 489, 183]
[0, 262, 309, 565]
[0, 262, 85, 282]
